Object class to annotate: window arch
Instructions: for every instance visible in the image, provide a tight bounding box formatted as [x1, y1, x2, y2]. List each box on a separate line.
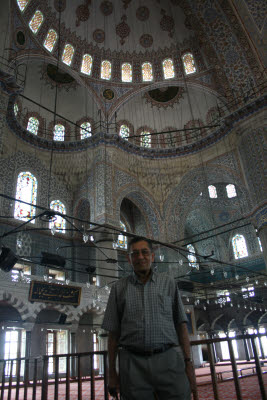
[14, 172, 37, 223]
[62, 44, 74, 66]
[187, 244, 199, 268]
[101, 60, 111, 80]
[80, 122, 92, 139]
[142, 62, 153, 82]
[182, 52, 196, 75]
[29, 10, 44, 34]
[208, 185, 217, 198]
[17, 0, 30, 12]
[44, 29, 57, 52]
[162, 58, 175, 79]
[119, 125, 130, 140]
[81, 54, 93, 75]
[53, 124, 65, 141]
[50, 200, 66, 233]
[117, 221, 127, 249]
[27, 116, 39, 135]
[121, 63, 132, 82]
[232, 234, 248, 259]
[226, 184, 237, 198]
[140, 131, 151, 148]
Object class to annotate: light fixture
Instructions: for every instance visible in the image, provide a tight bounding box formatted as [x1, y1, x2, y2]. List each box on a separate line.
[159, 254, 164, 262]
[83, 233, 89, 243]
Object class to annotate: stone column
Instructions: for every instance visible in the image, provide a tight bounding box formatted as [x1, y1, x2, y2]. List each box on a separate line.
[70, 324, 78, 378]
[238, 127, 267, 271]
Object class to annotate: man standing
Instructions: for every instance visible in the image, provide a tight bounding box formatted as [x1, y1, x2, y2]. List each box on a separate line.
[102, 236, 196, 400]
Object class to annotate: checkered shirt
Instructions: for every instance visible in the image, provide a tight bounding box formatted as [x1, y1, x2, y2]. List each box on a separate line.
[101, 272, 187, 350]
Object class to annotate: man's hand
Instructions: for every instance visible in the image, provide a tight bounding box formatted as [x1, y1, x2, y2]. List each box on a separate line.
[108, 370, 120, 398]
[185, 361, 198, 399]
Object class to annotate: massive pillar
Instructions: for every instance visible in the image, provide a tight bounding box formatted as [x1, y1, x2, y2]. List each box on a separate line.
[238, 126, 267, 272]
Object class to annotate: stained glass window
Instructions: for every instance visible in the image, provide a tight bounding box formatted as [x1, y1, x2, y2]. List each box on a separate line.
[226, 184, 237, 198]
[29, 10, 44, 34]
[142, 62, 153, 82]
[81, 54, 93, 75]
[50, 200, 66, 233]
[17, 0, 30, 12]
[117, 221, 127, 249]
[14, 103, 19, 116]
[182, 52, 196, 75]
[53, 124, 65, 141]
[187, 244, 199, 268]
[119, 125, 129, 140]
[140, 131, 151, 147]
[101, 60, 111, 80]
[14, 172, 37, 223]
[27, 117, 39, 135]
[44, 29, 57, 52]
[80, 122, 91, 139]
[163, 58, 175, 79]
[121, 63, 132, 82]
[232, 234, 248, 259]
[208, 185, 217, 198]
[62, 44, 74, 66]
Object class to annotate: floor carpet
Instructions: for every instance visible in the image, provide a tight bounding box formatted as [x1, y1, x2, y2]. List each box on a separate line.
[1, 368, 266, 399]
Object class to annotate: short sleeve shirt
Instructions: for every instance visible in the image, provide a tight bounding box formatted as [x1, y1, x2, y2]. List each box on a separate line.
[102, 272, 187, 350]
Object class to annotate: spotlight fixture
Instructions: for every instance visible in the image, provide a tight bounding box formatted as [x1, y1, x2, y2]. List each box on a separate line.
[40, 252, 65, 268]
[0, 247, 18, 272]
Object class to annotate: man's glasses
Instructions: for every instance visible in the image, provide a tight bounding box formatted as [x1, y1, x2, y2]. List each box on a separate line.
[130, 249, 151, 258]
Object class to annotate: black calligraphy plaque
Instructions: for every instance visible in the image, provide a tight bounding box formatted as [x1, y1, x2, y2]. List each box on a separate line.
[29, 281, 81, 306]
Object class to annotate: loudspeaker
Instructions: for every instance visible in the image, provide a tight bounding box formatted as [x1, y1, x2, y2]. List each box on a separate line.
[0, 247, 18, 272]
[58, 314, 67, 324]
[40, 252, 65, 268]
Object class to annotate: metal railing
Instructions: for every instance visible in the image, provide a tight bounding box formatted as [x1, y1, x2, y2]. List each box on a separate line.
[0, 334, 266, 400]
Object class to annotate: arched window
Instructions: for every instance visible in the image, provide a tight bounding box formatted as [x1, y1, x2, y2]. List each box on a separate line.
[17, 0, 30, 12]
[80, 122, 91, 139]
[119, 125, 130, 140]
[163, 58, 175, 79]
[29, 10, 44, 34]
[121, 63, 132, 82]
[208, 185, 217, 198]
[14, 172, 37, 223]
[182, 52, 196, 75]
[62, 44, 74, 66]
[27, 117, 39, 135]
[140, 131, 151, 148]
[232, 234, 248, 259]
[117, 221, 127, 249]
[142, 62, 153, 82]
[101, 60, 111, 80]
[50, 200, 66, 233]
[53, 124, 65, 141]
[187, 244, 199, 268]
[226, 184, 237, 198]
[258, 237, 263, 252]
[44, 29, 57, 52]
[14, 103, 19, 116]
[81, 54, 93, 75]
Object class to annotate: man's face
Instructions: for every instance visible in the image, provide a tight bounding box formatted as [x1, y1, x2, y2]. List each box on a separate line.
[127, 240, 154, 275]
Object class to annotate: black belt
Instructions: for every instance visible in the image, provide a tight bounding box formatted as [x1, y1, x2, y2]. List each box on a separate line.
[122, 344, 175, 356]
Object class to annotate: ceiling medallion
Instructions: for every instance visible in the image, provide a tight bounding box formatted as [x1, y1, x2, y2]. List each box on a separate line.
[93, 29, 105, 43]
[103, 88, 115, 100]
[54, 0, 66, 12]
[100, 1, 113, 16]
[136, 6, 150, 22]
[116, 15, 130, 45]
[139, 34, 153, 48]
[144, 86, 185, 109]
[76, 1, 91, 27]
[160, 9, 175, 38]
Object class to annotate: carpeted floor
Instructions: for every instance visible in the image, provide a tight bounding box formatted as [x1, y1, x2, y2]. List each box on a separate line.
[1, 365, 266, 399]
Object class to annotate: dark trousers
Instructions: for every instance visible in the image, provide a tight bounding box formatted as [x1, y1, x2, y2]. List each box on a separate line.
[119, 347, 191, 400]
